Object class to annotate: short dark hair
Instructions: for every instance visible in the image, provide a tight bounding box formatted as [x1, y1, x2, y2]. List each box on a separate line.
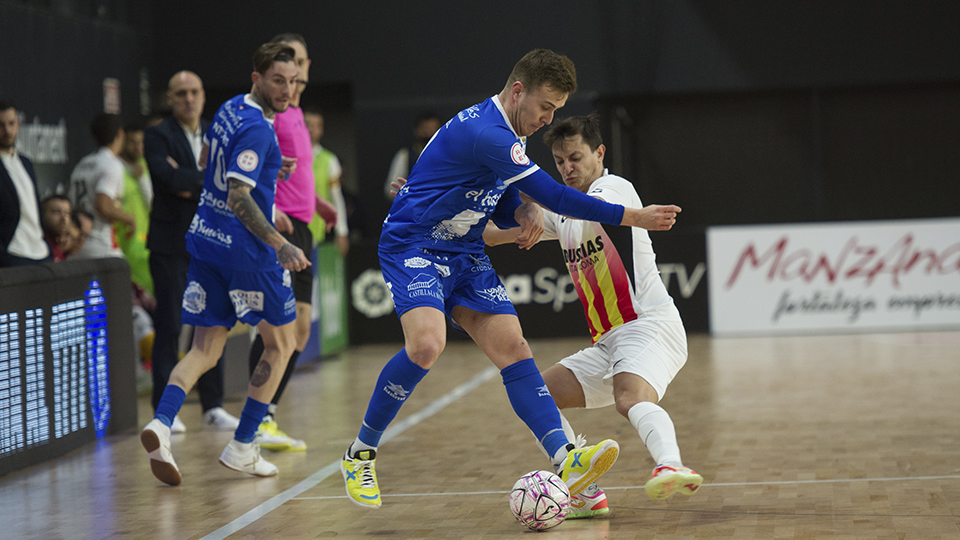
[271, 33, 307, 54]
[543, 113, 603, 152]
[41, 193, 71, 208]
[90, 113, 124, 147]
[506, 49, 577, 96]
[252, 42, 296, 74]
[416, 110, 441, 126]
[0, 100, 16, 114]
[124, 118, 147, 134]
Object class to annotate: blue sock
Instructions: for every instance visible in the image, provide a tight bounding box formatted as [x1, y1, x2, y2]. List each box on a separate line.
[358, 349, 428, 447]
[154, 385, 186, 428]
[501, 358, 569, 457]
[235, 397, 269, 443]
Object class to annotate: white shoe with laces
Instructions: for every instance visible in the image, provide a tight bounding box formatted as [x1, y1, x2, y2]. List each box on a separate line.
[202, 407, 240, 431]
[141, 419, 182, 486]
[218, 439, 279, 477]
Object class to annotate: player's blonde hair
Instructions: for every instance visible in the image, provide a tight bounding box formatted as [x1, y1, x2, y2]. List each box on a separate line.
[505, 49, 577, 95]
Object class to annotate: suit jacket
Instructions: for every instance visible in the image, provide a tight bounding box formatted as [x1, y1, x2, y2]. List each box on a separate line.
[0, 152, 42, 263]
[144, 116, 210, 256]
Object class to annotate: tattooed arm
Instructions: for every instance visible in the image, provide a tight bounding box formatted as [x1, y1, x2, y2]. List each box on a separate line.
[226, 178, 311, 271]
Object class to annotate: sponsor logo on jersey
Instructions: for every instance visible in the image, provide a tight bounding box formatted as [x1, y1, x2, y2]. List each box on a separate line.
[384, 381, 410, 401]
[458, 104, 480, 122]
[510, 142, 530, 165]
[188, 215, 234, 246]
[183, 281, 206, 314]
[476, 285, 511, 304]
[563, 235, 605, 264]
[403, 256, 431, 269]
[282, 269, 292, 288]
[408, 273, 437, 291]
[200, 188, 232, 215]
[229, 289, 264, 318]
[237, 149, 259, 172]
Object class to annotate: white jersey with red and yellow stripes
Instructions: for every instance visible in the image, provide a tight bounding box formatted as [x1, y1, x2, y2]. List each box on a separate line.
[541, 170, 681, 342]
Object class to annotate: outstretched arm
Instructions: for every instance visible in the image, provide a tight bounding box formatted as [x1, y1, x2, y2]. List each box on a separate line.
[226, 178, 310, 271]
[620, 204, 681, 231]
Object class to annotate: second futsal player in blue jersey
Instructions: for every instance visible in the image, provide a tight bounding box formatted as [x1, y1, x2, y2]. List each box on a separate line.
[341, 49, 683, 508]
[140, 42, 311, 486]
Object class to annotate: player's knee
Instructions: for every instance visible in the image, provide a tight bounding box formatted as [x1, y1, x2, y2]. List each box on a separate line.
[614, 392, 657, 418]
[405, 336, 445, 367]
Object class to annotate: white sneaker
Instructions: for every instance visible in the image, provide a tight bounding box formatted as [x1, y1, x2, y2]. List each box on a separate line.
[219, 439, 279, 477]
[170, 415, 187, 434]
[202, 407, 240, 431]
[141, 419, 181, 486]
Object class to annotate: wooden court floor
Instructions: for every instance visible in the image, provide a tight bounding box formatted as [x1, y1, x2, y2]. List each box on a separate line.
[2, 331, 959, 539]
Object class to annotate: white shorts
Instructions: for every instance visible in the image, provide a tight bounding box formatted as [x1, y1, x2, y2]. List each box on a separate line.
[558, 318, 687, 408]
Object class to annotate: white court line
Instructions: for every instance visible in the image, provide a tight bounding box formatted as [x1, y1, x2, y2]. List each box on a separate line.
[291, 474, 960, 501]
[199, 365, 501, 540]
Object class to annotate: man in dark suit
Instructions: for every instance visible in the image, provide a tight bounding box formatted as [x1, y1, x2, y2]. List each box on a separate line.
[144, 72, 238, 432]
[1, 100, 51, 267]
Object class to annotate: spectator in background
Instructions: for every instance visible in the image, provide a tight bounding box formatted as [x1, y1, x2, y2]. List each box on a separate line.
[117, 118, 155, 296]
[65, 209, 94, 258]
[69, 113, 134, 260]
[382, 110, 442, 199]
[303, 107, 349, 255]
[1, 99, 51, 267]
[41, 194, 72, 262]
[143, 71, 239, 433]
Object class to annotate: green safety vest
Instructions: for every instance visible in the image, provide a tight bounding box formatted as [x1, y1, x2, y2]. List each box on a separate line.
[308, 147, 335, 244]
[116, 158, 153, 294]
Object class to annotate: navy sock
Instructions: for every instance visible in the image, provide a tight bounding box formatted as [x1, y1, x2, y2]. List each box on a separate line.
[154, 385, 186, 428]
[501, 358, 568, 457]
[235, 397, 269, 443]
[358, 349, 428, 447]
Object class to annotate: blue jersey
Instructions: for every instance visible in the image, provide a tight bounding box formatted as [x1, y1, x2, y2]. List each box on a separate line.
[186, 94, 283, 271]
[380, 95, 540, 254]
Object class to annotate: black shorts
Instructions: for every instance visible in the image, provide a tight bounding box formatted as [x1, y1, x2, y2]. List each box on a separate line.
[280, 215, 314, 303]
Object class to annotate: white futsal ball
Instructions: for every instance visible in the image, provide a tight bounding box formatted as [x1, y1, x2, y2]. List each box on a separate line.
[508, 470, 571, 531]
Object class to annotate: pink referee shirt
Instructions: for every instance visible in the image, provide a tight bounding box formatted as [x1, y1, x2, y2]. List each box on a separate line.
[273, 106, 316, 223]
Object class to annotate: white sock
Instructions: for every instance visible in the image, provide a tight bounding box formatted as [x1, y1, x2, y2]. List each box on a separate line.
[349, 438, 376, 458]
[628, 402, 682, 467]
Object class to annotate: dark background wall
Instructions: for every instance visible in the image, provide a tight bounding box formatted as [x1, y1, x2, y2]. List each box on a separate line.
[3, 0, 958, 239]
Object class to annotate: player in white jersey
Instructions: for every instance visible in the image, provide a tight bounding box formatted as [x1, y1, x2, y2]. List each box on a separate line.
[69, 113, 135, 259]
[341, 49, 683, 509]
[485, 114, 702, 517]
[139, 42, 310, 486]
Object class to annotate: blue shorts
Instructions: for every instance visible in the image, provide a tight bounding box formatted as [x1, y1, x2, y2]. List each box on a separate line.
[379, 247, 517, 325]
[181, 257, 297, 328]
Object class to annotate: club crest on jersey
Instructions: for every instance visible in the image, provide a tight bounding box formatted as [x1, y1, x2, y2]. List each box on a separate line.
[237, 150, 259, 172]
[183, 281, 206, 314]
[510, 142, 530, 165]
[403, 256, 431, 269]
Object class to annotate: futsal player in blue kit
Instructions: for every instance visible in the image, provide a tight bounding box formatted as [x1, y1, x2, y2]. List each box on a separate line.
[140, 42, 311, 486]
[341, 49, 682, 507]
